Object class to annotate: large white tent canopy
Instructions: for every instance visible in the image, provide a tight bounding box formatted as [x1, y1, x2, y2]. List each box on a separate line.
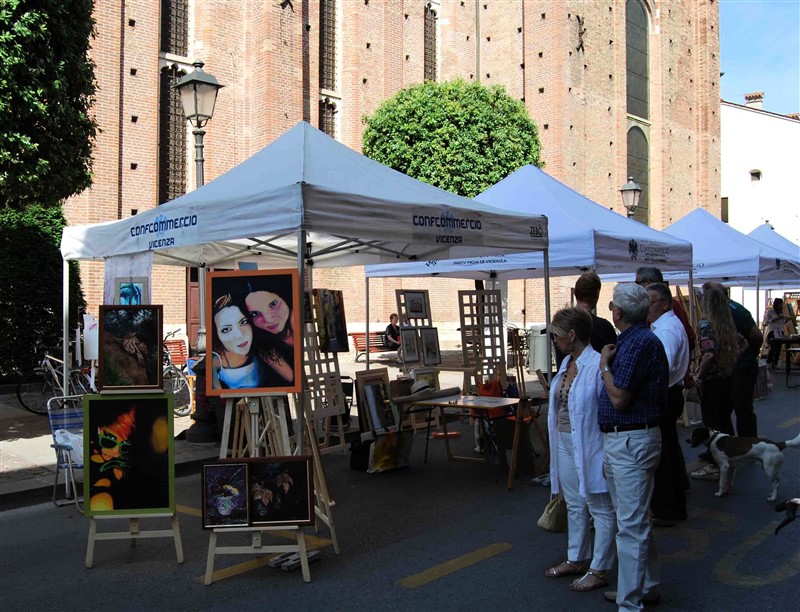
[748, 224, 800, 262]
[61, 122, 548, 268]
[365, 164, 693, 280]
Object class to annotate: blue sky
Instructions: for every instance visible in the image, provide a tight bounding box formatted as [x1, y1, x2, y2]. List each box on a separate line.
[719, 0, 800, 114]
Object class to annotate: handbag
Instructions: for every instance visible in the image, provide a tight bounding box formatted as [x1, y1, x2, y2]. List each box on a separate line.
[537, 493, 567, 533]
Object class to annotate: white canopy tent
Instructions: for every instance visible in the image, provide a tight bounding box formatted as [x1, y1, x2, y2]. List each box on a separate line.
[60, 121, 549, 445]
[657, 209, 800, 284]
[365, 164, 694, 280]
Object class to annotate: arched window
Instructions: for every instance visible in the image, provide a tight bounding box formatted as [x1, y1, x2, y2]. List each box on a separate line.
[626, 0, 648, 120]
[627, 126, 649, 224]
[424, 4, 438, 81]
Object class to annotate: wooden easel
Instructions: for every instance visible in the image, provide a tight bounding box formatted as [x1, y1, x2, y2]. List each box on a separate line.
[303, 298, 348, 454]
[206, 390, 339, 584]
[507, 329, 549, 490]
[219, 393, 295, 459]
[86, 513, 183, 568]
[204, 525, 310, 585]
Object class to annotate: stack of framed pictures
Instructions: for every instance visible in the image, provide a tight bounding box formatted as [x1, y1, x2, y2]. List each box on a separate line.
[354, 368, 398, 434]
[202, 456, 314, 529]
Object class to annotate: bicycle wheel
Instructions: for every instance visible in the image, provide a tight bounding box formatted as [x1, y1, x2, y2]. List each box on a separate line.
[16, 368, 58, 415]
[163, 366, 193, 417]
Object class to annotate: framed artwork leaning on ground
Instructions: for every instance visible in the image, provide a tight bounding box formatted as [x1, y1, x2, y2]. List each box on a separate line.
[206, 269, 301, 396]
[83, 393, 174, 518]
[98, 305, 162, 391]
[355, 368, 396, 432]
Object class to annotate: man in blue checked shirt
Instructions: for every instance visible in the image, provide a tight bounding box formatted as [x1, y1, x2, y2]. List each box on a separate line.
[598, 283, 669, 611]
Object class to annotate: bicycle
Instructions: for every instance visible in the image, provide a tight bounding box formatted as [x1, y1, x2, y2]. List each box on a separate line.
[17, 352, 93, 415]
[163, 329, 194, 417]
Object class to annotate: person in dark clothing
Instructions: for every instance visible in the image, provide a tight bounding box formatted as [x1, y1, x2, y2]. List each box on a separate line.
[384, 313, 401, 362]
[554, 272, 617, 368]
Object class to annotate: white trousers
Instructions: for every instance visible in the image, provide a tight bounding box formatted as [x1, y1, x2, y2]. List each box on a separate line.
[557, 431, 617, 570]
[603, 427, 662, 611]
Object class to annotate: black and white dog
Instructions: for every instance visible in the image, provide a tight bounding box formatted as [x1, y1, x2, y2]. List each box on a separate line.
[687, 426, 800, 502]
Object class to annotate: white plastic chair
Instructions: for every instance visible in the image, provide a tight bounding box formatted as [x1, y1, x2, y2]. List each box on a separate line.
[47, 395, 84, 512]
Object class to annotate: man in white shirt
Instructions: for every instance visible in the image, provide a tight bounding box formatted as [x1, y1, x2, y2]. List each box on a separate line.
[646, 282, 690, 525]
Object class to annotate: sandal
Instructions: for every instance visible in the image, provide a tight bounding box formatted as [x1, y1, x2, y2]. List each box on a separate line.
[544, 560, 588, 578]
[570, 570, 609, 592]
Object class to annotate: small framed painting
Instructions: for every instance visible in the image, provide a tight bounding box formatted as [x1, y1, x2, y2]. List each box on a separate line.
[312, 288, 350, 352]
[400, 327, 420, 364]
[248, 456, 314, 527]
[98, 305, 163, 391]
[403, 291, 429, 320]
[83, 393, 174, 517]
[418, 327, 441, 366]
[202, 462, 250, 529]
[115, 277, 149, 305]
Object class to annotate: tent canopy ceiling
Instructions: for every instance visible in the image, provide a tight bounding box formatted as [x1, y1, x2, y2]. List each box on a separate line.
[366, 164, 692, 280]
[61, 122, 548, 268]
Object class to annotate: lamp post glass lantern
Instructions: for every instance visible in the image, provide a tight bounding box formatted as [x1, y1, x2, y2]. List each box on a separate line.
[620, 177, 642, 219]
[175, 61, 223, 443]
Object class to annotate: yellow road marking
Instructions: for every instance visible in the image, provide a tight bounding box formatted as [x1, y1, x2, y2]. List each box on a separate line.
[715, 521, 800, 585]
[397, 543, 512, 588]
[176, 504, 201, 517]
[205, 556, 274, 583]
[778, 417, 800, 429]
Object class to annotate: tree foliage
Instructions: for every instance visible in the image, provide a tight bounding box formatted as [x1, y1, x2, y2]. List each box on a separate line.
[362, 79, 543, 198]
[0, 0, 98, 210]
[0, 205, 87, 382]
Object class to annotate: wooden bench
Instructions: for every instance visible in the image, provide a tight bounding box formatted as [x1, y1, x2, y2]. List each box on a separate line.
[164, 339, 189, 366]
[348, 332, 394, 362]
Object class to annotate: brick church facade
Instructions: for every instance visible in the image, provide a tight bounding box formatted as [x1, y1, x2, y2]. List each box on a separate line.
[65, 0, 721, 347]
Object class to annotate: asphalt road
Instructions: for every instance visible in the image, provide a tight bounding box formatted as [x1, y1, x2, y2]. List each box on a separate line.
[2, 385, 799, 611]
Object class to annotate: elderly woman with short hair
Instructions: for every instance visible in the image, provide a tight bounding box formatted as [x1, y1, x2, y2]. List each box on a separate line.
[545, 307, 616, 592]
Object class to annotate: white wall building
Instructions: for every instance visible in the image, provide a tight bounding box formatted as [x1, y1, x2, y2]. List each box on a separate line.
[721, 93, 800, 319]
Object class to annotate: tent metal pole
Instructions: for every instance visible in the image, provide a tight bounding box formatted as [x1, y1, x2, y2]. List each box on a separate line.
[63, 258, 70, 393]
[543, 247, 553, 382]
[365, 276, 370, 370]
[297, 229, 306, 454]
[688, 268, 696, 331]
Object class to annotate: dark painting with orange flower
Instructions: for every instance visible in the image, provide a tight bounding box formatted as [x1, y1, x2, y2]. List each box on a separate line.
[83, 394, 174, 517]
[206, 269, 301, 396]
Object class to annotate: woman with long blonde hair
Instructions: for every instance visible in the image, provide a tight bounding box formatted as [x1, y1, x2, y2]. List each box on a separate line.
[691, 287, 739, 479]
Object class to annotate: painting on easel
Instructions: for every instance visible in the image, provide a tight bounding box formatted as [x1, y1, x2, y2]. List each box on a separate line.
[98, 305, 163, 391]
[83, 393, 174, 518]
[206, 269, 302, 396]
[249, 456, 314, 527]
[202, 462, 249, 529]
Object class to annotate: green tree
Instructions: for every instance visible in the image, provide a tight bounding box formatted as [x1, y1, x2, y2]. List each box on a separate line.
[0, 0, 97, 210]
[362, 79, 543, 198]
[0, 205, 86, 381]
[0, 0, 95, 381]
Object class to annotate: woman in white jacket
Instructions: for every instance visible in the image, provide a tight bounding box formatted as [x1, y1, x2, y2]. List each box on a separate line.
[544, 308, 616, 592]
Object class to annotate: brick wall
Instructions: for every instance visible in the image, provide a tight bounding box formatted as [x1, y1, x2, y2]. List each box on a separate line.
[65, 0, 720, 339]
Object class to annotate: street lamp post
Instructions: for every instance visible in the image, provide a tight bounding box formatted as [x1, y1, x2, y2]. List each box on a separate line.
[620, 176, 642, 219]
[175, 61, 223, 443]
